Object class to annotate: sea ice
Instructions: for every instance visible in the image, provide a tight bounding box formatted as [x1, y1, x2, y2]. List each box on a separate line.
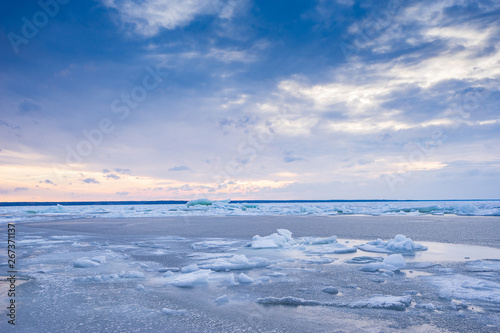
[181, 264, 199, 273]
[161, 308, 187, 315]
[199, 254, 271, 271]
[322, 287, 339, 295]
[256, 297, 322, 306]
[215, 295, 229, 304]
[356, 235, 428, 254]
[350, 295, 412, 311]
[428, 274, 500, 303]
[360, 254, 406, 272]
[186, 198, 213, 207]
[164, 269, 212, 287]
[238, 273, 254, 284]
[73, 259, 101, 268]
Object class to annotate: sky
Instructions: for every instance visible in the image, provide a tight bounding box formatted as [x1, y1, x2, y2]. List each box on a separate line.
[0, 0, 499, 202]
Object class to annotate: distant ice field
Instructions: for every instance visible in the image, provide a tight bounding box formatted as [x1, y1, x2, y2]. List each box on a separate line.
[1, 199, 499, 224]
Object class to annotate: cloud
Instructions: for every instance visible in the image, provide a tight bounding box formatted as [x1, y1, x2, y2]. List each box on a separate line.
[82, 178, 100, 184]
[106, 174, 121, 180]
[101, 0, 244, 36]
[114, 168, 131, 174]
[14, 187, 29, 192]
[18, 100, 42, 115]
[42, 179, 55, 185]
[102, 169, 110, 173]
[116, 191, 129, 195]
[168, 165, 192, 172]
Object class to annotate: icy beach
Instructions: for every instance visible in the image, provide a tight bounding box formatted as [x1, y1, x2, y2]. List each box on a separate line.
[1, 212, 500, 332]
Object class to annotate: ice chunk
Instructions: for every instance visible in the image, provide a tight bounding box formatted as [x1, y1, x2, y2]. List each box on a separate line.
[277, 229, 293, 241]
[136, 284, 145, 291]
[186, 198, 213, 207]
[164, 269, 211, 287]
[301, 235, 338, 245]
[199, 254, 271, 271]
[350, 295, 412, 311]
[251, 233, 290, 248]
[356, 235, 428, 254]
[162, 308, 187, 315]
[256, 297, 322, 306]
[360, 254, 406, 272]
[191, 240, 239, 249]
[439, 288, 452, 299]
[384, 254, 406, 270]
[345, 256, 384, 264]
[163, 271, 175, 277]
[238, 273, 254, 284]
[415, 303, 436, 310]
[181, 264, 199, 273]
[215, 295, 229, 304]
[73, 259, 100, 268]
[120, 271, 145, 278]
[322, 287, 339, 295]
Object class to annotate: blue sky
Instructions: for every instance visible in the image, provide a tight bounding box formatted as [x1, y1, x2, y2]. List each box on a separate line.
[0, 0, 499, 201]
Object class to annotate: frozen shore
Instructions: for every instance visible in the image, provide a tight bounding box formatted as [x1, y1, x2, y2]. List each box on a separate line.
[1, 216, 499, 332]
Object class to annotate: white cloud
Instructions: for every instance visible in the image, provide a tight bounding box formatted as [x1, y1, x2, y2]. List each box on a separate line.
[102, 0, 244, 36]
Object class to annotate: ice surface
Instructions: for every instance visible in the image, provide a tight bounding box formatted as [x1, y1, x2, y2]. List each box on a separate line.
[428, 274, 500, 303]
[191, 240, 240, 249]
[357, 235, 428, 254]
[465, 259, 500, 272]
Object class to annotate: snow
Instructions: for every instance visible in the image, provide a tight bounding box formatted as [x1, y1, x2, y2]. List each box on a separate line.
[356, 235, 428, 254]
[191, 240, 240, 249]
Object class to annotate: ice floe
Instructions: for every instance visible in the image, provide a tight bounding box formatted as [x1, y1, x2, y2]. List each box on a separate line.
[198, 254, 271, 271]
[356, 235, 428, 254]
[360, 254, 406, 272]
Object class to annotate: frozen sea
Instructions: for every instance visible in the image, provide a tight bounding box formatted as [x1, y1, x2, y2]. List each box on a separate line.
[1, 200, 500, 332]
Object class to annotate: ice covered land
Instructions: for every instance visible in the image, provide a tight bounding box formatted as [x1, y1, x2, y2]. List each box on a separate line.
[2, 213, 500, 333]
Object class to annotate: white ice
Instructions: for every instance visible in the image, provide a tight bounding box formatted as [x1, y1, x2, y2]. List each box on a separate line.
[356, 234, 428, 254]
